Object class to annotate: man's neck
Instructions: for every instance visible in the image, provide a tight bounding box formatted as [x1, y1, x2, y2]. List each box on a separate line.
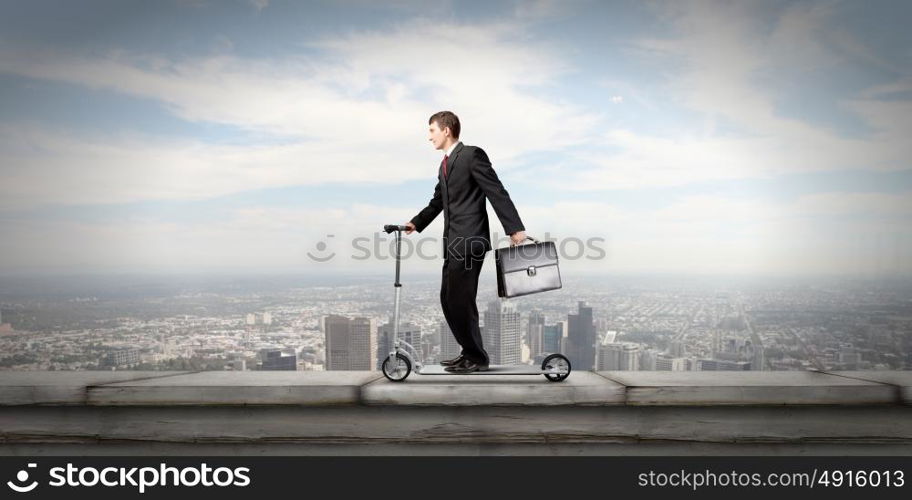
[443, 140, 460, 155]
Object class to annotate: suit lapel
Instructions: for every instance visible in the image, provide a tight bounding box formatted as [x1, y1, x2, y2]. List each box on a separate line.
[444, 142, 464, 186]
[439, 157, 448, 218]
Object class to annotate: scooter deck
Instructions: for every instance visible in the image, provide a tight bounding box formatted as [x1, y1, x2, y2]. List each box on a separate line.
[416, 365, 561, 375]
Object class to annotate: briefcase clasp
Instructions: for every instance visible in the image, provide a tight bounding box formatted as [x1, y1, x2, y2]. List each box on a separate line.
[527, 265, 537, 277]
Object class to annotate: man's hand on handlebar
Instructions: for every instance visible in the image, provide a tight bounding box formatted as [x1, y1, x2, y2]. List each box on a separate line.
[404, 222, 416, 235]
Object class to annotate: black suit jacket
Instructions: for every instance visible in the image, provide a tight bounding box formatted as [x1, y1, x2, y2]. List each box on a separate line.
[410, 142, 525, 259]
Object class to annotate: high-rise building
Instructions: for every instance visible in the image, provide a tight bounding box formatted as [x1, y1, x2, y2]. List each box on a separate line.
[323, 315, 377, 370]
[104, 349, 140, 367]
[527, 309, 546, 361]
[246, 313, 256, 326]
[655, 355, 687, 371]
[669, 339, 686, 357]
[698, 359, 751, 371]
[753, 344, 766, 371]
[596, 342, 620, 370]
[262, 312, 273, 325]
[567, 301, 596, 370]
[711, 330, 722, 356]
[621, 343, 640, 371]
[595, 317, 612, 341]
[483, 300, 521, 365]
[542, 322, 564, 354]
[639, 348, 657, 370]
[596, 341, 640, 371]
[439, 320, 461, 361]
[259, 348, 296, 370]
[0, 309, 9, 334]
[377, 319, 421, 369]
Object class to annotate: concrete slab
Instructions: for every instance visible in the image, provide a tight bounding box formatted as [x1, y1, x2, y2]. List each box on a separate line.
[596, 371, 898, 405]
[3, 405, 912, 455]
[823, 371, 912, 405]
[87, 371, 384, 406]
[362, 371, 624, 406]
[0, 371, 193, 405]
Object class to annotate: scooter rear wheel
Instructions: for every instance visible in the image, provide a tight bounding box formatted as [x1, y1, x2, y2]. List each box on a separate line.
[382, 353, 412, 382]
[542, 353, 571, 382]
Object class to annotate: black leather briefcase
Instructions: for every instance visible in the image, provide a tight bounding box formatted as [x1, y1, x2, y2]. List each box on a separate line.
[495, 237, 562, 298]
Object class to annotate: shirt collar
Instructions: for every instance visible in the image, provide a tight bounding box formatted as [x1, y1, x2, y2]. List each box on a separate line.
[444, 140, 461, 157]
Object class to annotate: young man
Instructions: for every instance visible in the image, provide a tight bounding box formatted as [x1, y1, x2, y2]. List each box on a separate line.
[404, 111, 527, 373]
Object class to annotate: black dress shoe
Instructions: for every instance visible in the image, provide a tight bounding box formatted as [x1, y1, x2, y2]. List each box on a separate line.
[440, 354, 464, 367]
[444, 357, 489, 373]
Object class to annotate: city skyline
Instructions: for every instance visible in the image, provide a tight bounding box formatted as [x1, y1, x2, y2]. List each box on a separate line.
[1, 273, 908, 372]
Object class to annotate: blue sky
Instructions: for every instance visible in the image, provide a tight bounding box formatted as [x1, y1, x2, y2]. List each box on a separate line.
[0, 0, 910, 276]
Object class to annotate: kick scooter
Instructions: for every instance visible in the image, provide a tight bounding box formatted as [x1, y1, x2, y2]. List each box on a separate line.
[380, 224, 571, 382]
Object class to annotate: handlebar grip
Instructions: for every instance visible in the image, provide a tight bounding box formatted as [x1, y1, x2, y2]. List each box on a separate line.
[383, 224, 410, 233]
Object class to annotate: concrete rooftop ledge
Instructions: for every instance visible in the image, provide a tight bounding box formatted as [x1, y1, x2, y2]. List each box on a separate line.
[2, 371, 911, 456]
[88, 371, 383, 406]
[0, 371, 196, 406]
[0, 370, 909, 407]
[362, 371, 625, 406]
[595, 370, 906, 406]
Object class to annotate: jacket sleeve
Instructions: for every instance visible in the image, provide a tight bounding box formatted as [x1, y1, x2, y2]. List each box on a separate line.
[410, 179, 443, 233]
[470, 147, 525, 235]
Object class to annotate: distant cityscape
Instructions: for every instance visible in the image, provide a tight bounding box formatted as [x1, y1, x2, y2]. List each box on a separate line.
[1, 273, 910, 372]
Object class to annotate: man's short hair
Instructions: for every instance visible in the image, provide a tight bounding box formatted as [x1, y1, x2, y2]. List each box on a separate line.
[429, 111, 460, 139]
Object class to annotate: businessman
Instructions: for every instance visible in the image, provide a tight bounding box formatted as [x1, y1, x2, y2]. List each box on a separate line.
[405, 111, 527, 373]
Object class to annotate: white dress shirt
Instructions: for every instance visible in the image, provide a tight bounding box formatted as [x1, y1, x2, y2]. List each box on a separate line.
[444, 140, 461, 157]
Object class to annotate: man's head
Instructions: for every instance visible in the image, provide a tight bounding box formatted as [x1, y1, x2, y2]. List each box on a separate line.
[428, 111, 460, 151]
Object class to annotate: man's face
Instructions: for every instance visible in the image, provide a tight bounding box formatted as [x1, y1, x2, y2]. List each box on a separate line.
[428, 121, 450, 150]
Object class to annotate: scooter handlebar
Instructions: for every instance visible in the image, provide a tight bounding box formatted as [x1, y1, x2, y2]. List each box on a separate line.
[383, 224, 410, 234]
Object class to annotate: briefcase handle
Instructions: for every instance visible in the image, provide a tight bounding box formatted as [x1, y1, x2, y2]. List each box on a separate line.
[509, 235, 540, 247]
[510, 236, 540, 247]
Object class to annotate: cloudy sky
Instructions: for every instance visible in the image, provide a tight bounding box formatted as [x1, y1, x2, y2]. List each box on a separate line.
[1, 0, 910, 277]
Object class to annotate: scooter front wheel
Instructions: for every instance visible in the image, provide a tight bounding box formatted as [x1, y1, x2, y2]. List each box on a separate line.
[382, 353, 412, 382]
[542, 353, 571, 382]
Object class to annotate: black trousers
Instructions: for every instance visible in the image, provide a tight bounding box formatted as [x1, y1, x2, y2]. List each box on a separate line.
[440, 253, 489, 365]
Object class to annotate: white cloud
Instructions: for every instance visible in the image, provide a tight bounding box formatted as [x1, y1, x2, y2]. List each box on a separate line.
[558, 0, 912, 191]
[0, 19, 597, 208]
[0, 124, 435, 209]
[306, 18, 599, 152]
[513, 0, 582, 20]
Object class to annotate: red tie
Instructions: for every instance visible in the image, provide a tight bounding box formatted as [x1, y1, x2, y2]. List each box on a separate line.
[442, 155, 448, 178]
